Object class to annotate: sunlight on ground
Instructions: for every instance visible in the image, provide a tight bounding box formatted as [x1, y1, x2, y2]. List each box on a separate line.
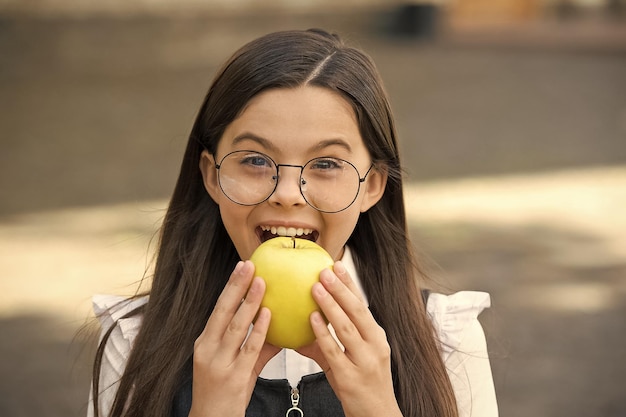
[0, 202, 163, 320]
[405, 165, 626, 265]
[1, 165, 624, 320]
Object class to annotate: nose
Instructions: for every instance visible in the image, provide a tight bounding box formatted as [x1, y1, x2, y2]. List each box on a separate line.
[267, 165, 307, 208]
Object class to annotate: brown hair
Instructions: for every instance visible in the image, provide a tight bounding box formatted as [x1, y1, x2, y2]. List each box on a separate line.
[93, 29, 458, 417]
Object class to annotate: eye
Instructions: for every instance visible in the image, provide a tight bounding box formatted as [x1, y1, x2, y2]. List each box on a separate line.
[239, 153, 273, 168]
[310, 158, 343, 170]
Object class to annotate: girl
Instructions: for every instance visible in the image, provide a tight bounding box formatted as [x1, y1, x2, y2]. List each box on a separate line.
[90, 29, 497, 417]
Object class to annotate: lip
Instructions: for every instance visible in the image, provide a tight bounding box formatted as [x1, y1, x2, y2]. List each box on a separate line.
[255, 221, 319, 243]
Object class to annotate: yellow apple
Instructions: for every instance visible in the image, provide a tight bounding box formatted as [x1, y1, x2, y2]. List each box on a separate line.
[250, 236, 334, 349]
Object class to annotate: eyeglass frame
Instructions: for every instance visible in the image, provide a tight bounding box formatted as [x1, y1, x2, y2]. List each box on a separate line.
[213, 150, 375, 213]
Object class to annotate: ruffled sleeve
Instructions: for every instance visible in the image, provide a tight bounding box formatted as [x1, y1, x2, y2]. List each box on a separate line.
[87, 294, 147, 417]
[427, 291, 498, 417]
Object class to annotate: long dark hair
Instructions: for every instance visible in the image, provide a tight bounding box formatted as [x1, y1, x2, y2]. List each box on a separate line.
[92, 29, 457, 417]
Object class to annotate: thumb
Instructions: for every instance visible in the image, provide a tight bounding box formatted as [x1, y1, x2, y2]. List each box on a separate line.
[256, 343, 281, 372]
[296, 341, 329, 373]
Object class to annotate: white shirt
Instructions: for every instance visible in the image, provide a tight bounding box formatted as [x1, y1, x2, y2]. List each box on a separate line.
[89, 248, 498, 417]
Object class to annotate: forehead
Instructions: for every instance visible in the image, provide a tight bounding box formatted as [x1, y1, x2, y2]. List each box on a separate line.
[218, 86, 367, 159]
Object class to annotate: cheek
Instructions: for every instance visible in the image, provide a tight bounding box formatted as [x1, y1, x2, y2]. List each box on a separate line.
[217, 202, 254, 255]
[220, 203, 249, 231]
[323, 209, 362, 260]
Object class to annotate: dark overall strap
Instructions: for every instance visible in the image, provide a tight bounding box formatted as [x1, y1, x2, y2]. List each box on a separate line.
[421, 288, 431, 307]
[171, 360, 193, 417]
[247, 373, 344, 417]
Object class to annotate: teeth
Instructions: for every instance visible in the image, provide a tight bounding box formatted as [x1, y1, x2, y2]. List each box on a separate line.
[261, 225, 313, 237]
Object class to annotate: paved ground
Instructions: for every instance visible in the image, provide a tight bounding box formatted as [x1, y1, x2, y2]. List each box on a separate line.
[0, 9, 625, 417]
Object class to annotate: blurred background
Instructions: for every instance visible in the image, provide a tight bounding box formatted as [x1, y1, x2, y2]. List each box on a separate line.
[0, 0, 625, 416]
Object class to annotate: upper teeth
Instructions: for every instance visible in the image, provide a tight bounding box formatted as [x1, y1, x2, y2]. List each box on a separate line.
[261, 225, 313, 237]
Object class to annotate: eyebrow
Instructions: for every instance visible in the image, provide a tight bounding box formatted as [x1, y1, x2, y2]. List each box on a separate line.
[311, 138, 353, 154]
[232, 133, 353, 155]
[231, 133, 280, 153]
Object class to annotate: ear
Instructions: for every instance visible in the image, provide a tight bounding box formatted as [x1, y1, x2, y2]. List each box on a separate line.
[199, 150, 221, 204]
[359, 165, 388, 213]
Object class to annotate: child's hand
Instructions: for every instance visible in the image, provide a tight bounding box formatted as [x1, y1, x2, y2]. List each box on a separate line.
[297, 261, 403, 417]
[189, 260, 280, 417]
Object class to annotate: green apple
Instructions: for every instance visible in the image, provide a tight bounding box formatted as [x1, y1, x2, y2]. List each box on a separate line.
[250, 236, 334, 349]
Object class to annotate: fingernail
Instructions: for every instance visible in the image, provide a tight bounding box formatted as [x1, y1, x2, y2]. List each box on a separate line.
[333, 261, 345, 276]
[313, 282, 328, 297]
[320, 269, 336, 284]
[249, 277, 262, 293]
[311, 311, 324, 324]
[258, 307, 270, 320]
[233, 261, 244, 274]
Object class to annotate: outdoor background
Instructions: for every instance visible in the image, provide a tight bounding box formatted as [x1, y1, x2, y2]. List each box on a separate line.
[1, 1, 625, 416]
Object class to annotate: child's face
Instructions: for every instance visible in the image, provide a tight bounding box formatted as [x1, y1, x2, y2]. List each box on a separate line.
[200, 86, 387, 261]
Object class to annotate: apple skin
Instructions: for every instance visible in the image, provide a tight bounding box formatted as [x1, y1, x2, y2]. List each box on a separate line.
[250, 236, 334, 349]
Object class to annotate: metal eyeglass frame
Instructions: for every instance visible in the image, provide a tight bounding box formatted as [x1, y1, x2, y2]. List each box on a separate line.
[213, 150, 374, 213]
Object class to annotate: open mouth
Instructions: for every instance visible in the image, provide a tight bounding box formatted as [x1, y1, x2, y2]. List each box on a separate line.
[257, 225, 319, 243]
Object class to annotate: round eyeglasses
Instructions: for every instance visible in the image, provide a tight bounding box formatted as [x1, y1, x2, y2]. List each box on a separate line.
[214, 150, 374, 213]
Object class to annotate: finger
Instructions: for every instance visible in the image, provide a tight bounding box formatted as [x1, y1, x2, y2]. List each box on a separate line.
[309, 310, 343, 369]
[333, 261, 365, 304]
[219, 276, 267, 352]
[312, 279, 365, 355]
[240, 308, 280, 379]
[316, 269, 375, 332]
[236, 307, 273, 372]
[200, 261, 254, 340]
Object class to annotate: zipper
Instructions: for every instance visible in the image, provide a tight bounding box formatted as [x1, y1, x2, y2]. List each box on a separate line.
[285, 387, 304, 417]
